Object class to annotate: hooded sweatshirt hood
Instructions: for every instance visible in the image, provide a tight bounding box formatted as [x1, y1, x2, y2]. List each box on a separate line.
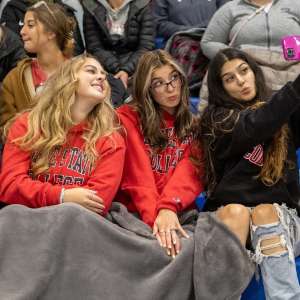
[96, 0, 133, 40]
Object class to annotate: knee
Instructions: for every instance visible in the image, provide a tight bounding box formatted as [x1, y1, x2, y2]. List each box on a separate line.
[218, 204, 250, 223]
[252, 204, 278, 226]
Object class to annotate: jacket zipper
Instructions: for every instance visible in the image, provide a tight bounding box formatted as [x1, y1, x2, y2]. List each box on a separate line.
[266, 13, 270, 49]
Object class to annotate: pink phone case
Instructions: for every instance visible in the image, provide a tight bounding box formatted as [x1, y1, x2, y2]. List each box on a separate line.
[282, 35, 300, 60]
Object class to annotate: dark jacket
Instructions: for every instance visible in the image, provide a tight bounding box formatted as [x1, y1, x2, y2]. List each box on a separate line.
[0, 0, 84, 55]
[0, 25, 26, 81]
[204, 75, 300, 214]
[82, 0, 155, 75]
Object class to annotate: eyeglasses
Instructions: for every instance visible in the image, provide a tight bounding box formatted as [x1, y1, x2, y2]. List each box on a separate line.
[151, 72, 181, 93]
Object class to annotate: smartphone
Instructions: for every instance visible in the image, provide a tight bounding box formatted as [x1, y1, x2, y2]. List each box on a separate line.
[282, 35, 300, 60]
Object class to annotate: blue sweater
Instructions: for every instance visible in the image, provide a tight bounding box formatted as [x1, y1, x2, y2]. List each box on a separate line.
[152, 0, 229, 39]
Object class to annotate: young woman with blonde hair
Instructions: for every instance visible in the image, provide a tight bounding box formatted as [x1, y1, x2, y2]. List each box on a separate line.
[117, 49, 204, 258]
[200, 48, 300, 299]
[0, 54, 125, 215]
[0, 1, 76, 127]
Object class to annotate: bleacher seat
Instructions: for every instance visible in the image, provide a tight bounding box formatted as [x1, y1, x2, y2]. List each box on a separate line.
[241, 259, 300, 300]
[189, 96, 199, 114]
[155, 37, 166, 49]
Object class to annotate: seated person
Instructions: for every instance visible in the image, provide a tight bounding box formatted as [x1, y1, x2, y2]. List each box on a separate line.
[201, 0, 300, 60]
[152, 0, 229, 40]
[199, 0, 300, 104]
[82, 0, 155, 89]
[0, 1, 75, 128]
[0, 0, 84, 55]
[116, 50, 204, 257]
[0, 54, 125, 214]
[199, 47, 300, 299]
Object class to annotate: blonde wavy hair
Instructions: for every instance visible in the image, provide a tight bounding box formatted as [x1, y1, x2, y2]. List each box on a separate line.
[131, 49, 193, 149]
[11, 54, 119, 175]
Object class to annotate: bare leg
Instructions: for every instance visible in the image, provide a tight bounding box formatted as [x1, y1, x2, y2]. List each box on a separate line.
[217, 204, 250, 246]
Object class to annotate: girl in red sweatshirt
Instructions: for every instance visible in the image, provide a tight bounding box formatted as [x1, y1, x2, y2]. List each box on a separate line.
[117, 50, 204, 258]
[0, 54, 125, 216]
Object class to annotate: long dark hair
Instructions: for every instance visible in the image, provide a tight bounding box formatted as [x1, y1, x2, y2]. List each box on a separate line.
[200, 48, 289, 192]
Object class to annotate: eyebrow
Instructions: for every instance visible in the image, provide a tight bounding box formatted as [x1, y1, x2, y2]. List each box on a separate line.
[83, 65, 98, 70]
[151, 70, 178, 81]
[221, 63, 248, 78]
[83, 64, 107, 75]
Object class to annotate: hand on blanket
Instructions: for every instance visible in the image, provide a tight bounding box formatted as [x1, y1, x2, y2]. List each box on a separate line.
[153, 209, 189, 258]
[63, 188, 105, 214]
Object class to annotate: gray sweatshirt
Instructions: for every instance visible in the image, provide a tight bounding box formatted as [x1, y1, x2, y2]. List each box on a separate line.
[201, 0, 300, 59]
[97, 0, 133, 39]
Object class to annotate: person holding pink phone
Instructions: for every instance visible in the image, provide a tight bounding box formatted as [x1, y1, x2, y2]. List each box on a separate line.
[199, 0, 300, 105]
[199, 47, 300, 300]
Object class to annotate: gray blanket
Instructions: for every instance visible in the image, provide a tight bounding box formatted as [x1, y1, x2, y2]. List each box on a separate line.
[0, 203, 254, 300]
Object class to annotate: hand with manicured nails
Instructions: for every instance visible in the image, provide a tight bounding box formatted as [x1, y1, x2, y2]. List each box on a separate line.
[63, 188, 105, 214]
[153, 209, 189, 258]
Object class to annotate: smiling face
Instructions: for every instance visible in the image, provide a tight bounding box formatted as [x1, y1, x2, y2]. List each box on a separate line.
[150, 65, 182, 115]
[75, 57, 109, 105]
[20, 11, 54, 53]
[221, 58, 257, 102]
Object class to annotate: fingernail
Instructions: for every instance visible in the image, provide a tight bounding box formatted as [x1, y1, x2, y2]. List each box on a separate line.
[172, 255, 175, 259]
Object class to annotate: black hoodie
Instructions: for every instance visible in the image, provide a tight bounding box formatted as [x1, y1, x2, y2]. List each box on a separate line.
[0, 0, 84, 55]
[204, 75, 300, 214]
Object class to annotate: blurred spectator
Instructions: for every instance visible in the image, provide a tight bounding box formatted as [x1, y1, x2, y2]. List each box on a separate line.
[0, 24, 26, 82]
[201, 0, 300, 60]
[0, 0, 84, 55]
[153, 0, 230, 41]
[82, 0, 155, 88]
[199, 0, 300, 104]
[0, 1, 75, 127]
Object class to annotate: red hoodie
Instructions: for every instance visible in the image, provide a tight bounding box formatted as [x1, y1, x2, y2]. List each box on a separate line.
[116, 104, 203, 226]
[0, 113, 126, 215]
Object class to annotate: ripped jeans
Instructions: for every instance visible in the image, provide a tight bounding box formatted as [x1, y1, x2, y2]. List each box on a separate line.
[250, 203, 300, 300]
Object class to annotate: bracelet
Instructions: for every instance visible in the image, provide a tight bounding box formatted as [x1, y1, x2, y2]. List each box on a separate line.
[59, 188, 65, 204]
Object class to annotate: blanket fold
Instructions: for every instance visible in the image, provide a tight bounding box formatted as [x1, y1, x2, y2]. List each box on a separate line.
[0, 203, 254, 300]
